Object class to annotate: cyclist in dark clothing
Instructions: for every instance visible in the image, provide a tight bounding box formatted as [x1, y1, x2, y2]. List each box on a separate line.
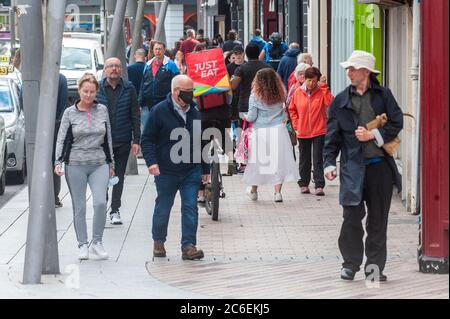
[259, 32, 288, 71]
[226, 46, 245, 175]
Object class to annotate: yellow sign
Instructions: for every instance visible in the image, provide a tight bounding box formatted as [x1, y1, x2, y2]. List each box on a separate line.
[0, 66, 9, 75]
[0, 56, 10, 63]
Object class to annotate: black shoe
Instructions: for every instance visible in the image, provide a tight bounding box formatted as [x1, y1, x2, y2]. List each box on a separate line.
[223, 162, 238, 176]
[109, 210, 123, 225]
[237, 164, 246, 174]
[365, 272, 387, 282]
[55, 199, 63, 208]
[341, 268, 356, 281]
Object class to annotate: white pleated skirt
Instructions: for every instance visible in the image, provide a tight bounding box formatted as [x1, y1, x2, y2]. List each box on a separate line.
[242, 123, 299, 186]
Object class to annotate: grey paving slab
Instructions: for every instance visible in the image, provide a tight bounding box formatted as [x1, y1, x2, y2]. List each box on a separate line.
[0, 159, 447, 299]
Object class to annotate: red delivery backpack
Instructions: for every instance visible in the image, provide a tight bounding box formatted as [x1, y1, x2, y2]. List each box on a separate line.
[185, 48, 231, 112]
[196, 92, 229, 111]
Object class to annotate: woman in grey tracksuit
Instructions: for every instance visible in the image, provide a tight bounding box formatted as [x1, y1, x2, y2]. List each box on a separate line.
[54, 73, 115, 261]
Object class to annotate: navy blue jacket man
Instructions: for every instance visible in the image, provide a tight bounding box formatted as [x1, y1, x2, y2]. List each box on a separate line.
[277, 45, 301, 89]
[323, 51, 403, 282]
[127, 48, 147, 97]
[96, 57, 141, 225]
[141, 75, 209, 261]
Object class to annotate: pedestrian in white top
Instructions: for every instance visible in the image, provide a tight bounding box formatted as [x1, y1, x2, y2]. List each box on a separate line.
[243, 68, 300, 202]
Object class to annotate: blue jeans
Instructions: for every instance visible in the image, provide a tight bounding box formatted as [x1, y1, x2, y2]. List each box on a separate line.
[152, 167, 202, 249]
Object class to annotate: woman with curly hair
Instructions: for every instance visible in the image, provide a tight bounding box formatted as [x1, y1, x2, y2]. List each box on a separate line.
[243, 68, 299, 202]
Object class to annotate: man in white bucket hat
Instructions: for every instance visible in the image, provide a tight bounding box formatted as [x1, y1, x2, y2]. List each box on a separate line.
[323, 50, 403, 282]
[340, 50, 381, 74]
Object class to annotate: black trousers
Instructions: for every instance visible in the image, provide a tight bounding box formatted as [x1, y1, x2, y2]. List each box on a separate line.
[53, 122, 61, 203]
[110, 143, 131, 211]
[199, 119, 231, 191]
[53, 173, 61, 202]
[339, 160, 393, 274]
[298, 135, 325, 188]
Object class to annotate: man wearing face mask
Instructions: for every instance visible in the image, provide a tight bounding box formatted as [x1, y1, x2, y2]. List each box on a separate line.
[141, 75, 210, 260]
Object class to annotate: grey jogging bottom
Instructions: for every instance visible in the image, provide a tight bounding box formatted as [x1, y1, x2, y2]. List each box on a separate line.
[65, 164, 109, 247]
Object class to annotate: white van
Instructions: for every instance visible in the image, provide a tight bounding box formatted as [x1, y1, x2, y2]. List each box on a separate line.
[61, 35, 104, 105]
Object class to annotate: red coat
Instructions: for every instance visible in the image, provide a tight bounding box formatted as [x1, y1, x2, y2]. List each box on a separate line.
[288, 84, 334, 139]
[287, 73, 297, 93]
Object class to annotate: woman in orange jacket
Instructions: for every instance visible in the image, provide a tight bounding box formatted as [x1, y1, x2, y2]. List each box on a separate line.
[288, 67, 334, 196]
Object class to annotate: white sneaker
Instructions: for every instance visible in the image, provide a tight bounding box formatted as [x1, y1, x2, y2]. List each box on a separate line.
[274, 193, 283, 203]
[109, 211, 123, 225]
[246, 188, 258, 201]
[90, 242, 109, 260]
[78, 244, 89, 260]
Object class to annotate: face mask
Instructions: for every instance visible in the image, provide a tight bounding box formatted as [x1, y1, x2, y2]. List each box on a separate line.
[178, 90, 194, 105]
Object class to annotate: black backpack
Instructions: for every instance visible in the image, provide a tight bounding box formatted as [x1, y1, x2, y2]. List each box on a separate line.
[269, 41, 282, 60]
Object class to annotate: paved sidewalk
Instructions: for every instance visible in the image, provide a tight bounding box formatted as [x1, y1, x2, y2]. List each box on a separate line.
[0, 159, 448, 299]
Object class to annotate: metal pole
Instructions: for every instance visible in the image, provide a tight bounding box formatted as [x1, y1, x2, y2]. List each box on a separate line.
[22, 0, 67, 284]
[16, 0, 43, 193]
[105, 0, 128, 59]
[119, 19, 139, 175]
[410, 0, 421, 215]
[154, 0, 169, 43]
[41, 0, 67, 275]
[126, 0, 137, 39]
[100, 0, 106, 53]
[125, 0, 145, 175]
[129, 0, 145, 64]
[197, 0, 202, 32]
[105, 0, 117, 54]
[9, 0, 16, 53]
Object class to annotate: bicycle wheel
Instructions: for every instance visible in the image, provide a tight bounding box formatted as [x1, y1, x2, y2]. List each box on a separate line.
[210, 161, 220, 221]
[204, 184, 213, 216]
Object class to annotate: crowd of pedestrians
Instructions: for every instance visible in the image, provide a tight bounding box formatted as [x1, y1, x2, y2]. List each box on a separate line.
[51, 26, 403, 282]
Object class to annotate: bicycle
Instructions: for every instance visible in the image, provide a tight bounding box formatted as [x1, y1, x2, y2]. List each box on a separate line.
[204, 136, 226, 221]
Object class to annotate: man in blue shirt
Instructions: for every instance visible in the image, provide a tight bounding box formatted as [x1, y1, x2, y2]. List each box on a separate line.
[249, 29, 266, 54]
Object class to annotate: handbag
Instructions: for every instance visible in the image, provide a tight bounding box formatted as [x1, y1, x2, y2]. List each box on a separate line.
[284, 102, 298, 147]
[235, 119, 252, 164]
[286, 119, 298, 147]
[366, 113, 401, 157]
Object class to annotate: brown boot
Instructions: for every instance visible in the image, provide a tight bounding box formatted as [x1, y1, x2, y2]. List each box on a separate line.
[153, 241, 166, 258]
[182, 244, 204, 260]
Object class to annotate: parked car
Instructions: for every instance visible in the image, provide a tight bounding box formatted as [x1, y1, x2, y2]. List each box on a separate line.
[0, 113, 7, 195]
[61, 35, 104, 106]
[0, 77, 26, 184]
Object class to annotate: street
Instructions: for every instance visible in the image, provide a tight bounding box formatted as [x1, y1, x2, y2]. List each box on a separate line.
[0, 178, 26, 210]
[0, 159, 447, 299]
